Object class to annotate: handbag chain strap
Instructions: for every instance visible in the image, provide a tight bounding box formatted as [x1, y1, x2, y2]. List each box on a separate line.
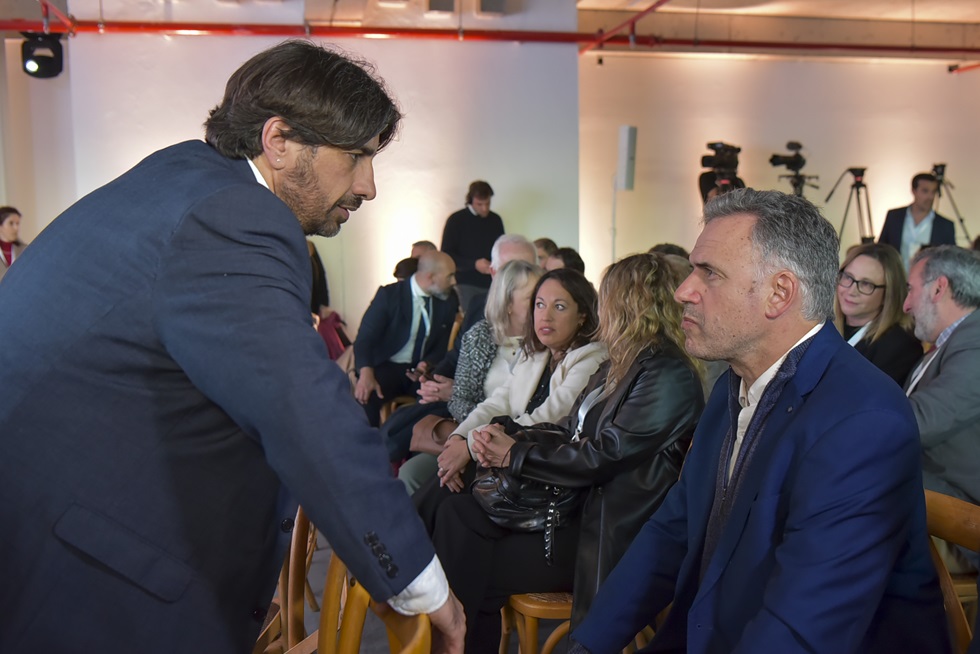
[543, 487, 562, 566]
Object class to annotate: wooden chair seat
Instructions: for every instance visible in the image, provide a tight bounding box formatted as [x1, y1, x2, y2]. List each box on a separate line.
[502, 592, 661, 654]
[504, 592, 573, 654]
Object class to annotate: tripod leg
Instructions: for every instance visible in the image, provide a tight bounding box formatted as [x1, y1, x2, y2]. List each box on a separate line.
[860, 187, 875, 243]
[838, 185, 856, 241]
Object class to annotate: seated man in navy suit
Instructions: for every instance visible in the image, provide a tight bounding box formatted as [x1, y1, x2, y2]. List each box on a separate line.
[354, 250, 459, 426]
[570, 189, 948, 654]
[0, 41, 464, 654]
[878, 172, 956, 270]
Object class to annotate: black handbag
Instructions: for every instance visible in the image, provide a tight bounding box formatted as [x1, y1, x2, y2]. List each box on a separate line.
[471, 466, 582, 565]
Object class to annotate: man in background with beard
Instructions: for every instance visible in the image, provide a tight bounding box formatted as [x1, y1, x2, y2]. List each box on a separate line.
[0, 40, 463, 654]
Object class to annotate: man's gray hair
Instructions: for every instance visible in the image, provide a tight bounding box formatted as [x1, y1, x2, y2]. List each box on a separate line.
[704, 189, 839, 322]
[912, 245, 980, 309]
[485, 260, 542, 345]
[490, 234, 536, 269]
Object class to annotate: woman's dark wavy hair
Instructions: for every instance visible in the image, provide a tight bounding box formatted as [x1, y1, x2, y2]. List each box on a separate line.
[205, 40, 401, 159]
[522, 268, 599, 357]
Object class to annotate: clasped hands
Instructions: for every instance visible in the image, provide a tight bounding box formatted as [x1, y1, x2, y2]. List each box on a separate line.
[471, 424, 515, 469]
[436, 424, 516, 493]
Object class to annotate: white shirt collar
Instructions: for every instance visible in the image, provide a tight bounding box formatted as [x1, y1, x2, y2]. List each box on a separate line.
[739, 322, 824, 409]
[246, 159, 269, 189]
[409, 274, 431, 299]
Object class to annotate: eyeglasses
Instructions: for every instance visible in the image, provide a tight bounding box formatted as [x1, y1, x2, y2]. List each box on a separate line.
[838, 270, 886, 296]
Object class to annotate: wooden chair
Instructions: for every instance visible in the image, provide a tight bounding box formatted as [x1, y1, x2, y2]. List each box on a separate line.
[380, 394, 416, 425]
[502, 592, 666, 654]
[286, 551, 430, 654]
[252, 555, 289, 654]
[503, 592, 573, 654]
[924, 489, 980, 654]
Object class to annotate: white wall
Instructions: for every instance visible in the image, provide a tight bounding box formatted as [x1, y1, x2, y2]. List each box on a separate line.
[1, 39, 77, 242]
[580, 53, 980, 276]
[3, 28, 579, 333]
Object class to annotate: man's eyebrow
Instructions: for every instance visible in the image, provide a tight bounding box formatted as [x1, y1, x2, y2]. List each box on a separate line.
[356, 143, 378, 156]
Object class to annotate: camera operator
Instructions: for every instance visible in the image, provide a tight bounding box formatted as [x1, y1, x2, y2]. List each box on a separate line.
[878, 172, 955, 270]
[699, 142, 745, 203]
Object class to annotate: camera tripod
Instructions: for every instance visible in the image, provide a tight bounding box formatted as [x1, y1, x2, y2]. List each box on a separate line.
[932, 163, 972, 242]
[825, 167, 875, 243]
[780, 172, 819, 197]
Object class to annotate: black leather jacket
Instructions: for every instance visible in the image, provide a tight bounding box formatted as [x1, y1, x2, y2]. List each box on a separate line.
[507, 342, 704, 626]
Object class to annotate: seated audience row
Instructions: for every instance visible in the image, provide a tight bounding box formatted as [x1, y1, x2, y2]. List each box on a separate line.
[415, 254, 703, 653]
[395, 259, 541, 491]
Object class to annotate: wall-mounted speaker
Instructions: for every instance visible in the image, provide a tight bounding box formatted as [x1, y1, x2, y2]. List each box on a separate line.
[616, 125, 637, 191]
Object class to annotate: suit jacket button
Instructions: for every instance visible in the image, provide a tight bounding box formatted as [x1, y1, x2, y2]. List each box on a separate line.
[379, 553, 392, 566]
[280, 518, 294, 533]
[251, 607, 267, 622]
[364, 532, 379, 545]
[386, 564, 399, 578]
[372, 543, 386, 556]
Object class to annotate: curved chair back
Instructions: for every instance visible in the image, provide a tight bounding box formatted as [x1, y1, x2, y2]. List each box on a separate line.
[925, 489, 980, 654]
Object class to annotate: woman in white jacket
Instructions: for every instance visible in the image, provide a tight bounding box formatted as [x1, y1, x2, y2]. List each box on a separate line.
[433, 268, 607, 492]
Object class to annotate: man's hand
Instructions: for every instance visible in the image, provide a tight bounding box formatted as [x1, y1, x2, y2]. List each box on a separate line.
[354, 367, 383, 404]
[429, 591, 466, 654]
[405, 360, 430, 384]
[475, 258, 492, 275]
[419, 374, 454, 404]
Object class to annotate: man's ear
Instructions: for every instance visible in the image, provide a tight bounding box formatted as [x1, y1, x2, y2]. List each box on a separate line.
[933, 275, 950, 301]
[765, 270, 798, 319]
[259, 117, 290, 171]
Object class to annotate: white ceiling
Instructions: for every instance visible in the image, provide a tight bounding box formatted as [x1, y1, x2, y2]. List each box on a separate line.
[576, 0, 980, 24]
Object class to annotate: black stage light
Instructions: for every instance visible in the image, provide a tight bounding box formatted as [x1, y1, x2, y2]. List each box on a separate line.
[21, 32, 63, 79]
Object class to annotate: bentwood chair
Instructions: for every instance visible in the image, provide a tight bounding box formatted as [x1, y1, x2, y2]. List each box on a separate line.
[924, 489, 980, 653]
[279, 505, 430, 654]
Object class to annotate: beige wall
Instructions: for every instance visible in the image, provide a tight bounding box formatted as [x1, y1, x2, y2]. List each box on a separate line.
[579, 52, 980, 276]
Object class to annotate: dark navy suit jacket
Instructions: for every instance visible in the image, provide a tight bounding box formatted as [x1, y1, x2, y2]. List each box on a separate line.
[572, 323, 948, 654]
[878, 206, 956, 250]
[0, 141, 436, 653]
[353, 278, 458, 370]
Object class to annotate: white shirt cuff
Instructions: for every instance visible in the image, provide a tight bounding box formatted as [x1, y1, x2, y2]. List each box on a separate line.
[387, 555, 449, 616]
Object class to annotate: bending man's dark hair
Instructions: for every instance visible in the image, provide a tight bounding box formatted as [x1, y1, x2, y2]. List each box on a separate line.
[205, 40, 401, 159]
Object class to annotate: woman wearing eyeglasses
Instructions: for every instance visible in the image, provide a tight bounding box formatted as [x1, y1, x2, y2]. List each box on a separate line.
[834, 243, 922, 384]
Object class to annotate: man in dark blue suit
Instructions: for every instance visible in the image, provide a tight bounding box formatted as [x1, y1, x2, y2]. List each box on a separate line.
[570, 189, 948, 654]
[0, 41, 464, 654]
[878, 172, 956, 270]
[353, 250, 459, 426]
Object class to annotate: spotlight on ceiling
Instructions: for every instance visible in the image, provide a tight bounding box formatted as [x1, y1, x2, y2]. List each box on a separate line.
[21, 32, 63, 79]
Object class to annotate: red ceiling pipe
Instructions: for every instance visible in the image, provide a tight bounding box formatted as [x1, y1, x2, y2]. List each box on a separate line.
[949, 62, 980, 74]
[580, 0, 673, 55]
[3, 19, 980, 58]
[39, 0, 76, 34]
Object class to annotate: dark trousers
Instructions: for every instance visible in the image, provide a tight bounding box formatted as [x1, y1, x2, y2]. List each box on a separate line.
[361, 361, 417, 427]
[379, 401, 451, 462]
[414, 470, 579, 654]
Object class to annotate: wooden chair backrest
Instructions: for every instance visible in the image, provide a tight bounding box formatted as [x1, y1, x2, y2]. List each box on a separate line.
[314, 552, 430, 654]
[924, 489, 980, 654]
[279, 522, 430, 654]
